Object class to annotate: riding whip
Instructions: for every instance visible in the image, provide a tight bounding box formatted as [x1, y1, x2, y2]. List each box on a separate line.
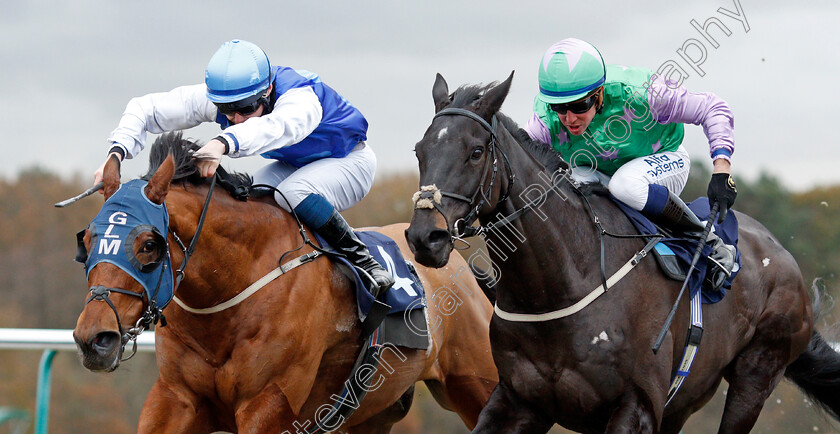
[652, 202, 719, 354]
[54, 181, 105, 208]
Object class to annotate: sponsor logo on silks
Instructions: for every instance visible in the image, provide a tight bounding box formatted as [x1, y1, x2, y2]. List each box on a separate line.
[644, 154, 671, 166]
[645, 155, 685, 178]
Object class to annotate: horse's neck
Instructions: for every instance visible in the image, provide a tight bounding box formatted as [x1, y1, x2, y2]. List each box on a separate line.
[479, 140, 602, 310]
[167, 188, 320, 315]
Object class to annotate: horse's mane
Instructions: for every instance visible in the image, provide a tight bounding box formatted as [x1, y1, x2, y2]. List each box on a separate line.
[142, 132, 254, 197]
[448, 83, 569, 174]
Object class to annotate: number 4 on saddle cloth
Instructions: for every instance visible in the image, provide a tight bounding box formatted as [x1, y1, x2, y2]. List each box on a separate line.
[314, 230, 430, 350]
[613, 197, 741, 305]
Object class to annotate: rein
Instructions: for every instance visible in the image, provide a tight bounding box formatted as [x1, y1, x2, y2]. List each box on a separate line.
[170, 174, 218, 292]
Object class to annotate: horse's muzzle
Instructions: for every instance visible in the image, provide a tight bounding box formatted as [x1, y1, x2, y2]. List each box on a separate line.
[74, 330, 122, 372]
[405, 222, 453, 269]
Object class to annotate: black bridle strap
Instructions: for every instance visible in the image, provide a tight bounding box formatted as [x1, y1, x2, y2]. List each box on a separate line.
[86, 285, 146, 345]
[439, 191, 473, 203]
[173, 173, 217, 291]
[434, 108, 497, 139]
[482, 168, 574, 236]
[430, 108, 514, 238]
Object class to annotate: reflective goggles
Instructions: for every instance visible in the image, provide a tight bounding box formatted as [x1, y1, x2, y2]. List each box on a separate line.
[549, 90, 600, 115]
[214, 92, 265, 116]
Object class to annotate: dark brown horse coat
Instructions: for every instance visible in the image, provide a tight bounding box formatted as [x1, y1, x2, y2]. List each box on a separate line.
[405, 73, 840, 433]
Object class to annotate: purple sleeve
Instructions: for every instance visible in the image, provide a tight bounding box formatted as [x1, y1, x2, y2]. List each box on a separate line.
[525, 113, 553, 145]
[647, 76, 734, 161]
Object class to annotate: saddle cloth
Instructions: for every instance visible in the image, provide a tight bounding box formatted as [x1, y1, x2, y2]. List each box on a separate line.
[612, 197, 741, 304]
[315, 230, 429, 350]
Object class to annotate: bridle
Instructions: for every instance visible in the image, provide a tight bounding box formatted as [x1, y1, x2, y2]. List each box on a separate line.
[412, 108, 515, 246]
[82, 175, 218, 361]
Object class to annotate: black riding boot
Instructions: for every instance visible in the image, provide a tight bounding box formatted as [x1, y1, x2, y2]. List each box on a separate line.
[645, 191, 736, 290]
[316, 210, 394, 298]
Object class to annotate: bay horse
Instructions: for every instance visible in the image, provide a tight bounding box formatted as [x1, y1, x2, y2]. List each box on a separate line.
[405, 72, 840, 433]
[72, 133, 498, 433]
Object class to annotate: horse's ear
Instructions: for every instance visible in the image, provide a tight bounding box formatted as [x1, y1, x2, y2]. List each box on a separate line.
[432, 73, 450, 112]
[103, 154, 121, 201]
[474, 71, 515, 122]
[145, 154, 175, 205]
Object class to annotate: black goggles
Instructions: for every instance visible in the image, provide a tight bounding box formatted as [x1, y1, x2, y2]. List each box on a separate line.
[549, 91, 600, 115]
[214, 93, 265, 116]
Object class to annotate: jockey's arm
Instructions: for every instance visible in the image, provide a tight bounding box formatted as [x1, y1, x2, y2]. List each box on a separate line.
[217, 86, 323, 158]
[646, 76, 734, 172]
[106, 84, 218, 160]
[524, 113, 553, 145]
[713, 157, 731, 174]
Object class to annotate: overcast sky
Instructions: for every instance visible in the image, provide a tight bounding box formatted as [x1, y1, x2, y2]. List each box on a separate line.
[2, 0, 838, 191]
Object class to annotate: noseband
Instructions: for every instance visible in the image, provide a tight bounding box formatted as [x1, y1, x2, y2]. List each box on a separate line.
[411, 108, 514, 245]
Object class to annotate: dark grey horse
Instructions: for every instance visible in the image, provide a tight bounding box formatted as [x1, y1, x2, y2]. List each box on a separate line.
[405, 72, 840, 433]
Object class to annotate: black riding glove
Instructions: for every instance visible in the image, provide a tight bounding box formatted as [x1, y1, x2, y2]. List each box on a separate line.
[707, 173, 737, 224]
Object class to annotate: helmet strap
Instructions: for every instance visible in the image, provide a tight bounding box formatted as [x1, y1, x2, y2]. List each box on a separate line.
[260, 85, 277, 115]
[595, 87, 605, 114]
[258, 96, 272, 115]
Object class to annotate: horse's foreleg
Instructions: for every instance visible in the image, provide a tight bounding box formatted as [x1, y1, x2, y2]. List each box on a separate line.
[138, 380, 218, 433]
[471, 383, 553, 434]
[424, 374, 496, 429]
[603, 387, 658, 434]
[718, 313, 792, 434]
[345, 385, 415, 434]
[235, 383, 301, 433]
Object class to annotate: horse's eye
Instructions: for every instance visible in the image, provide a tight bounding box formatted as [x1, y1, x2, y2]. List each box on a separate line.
[471, 147, 484, 160]
[141, 240, 158, 254]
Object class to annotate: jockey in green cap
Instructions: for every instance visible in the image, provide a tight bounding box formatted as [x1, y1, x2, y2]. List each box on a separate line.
[525, 38, 738, 289]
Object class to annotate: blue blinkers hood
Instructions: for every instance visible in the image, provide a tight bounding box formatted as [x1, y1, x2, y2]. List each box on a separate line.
[82, 179, 174, 308]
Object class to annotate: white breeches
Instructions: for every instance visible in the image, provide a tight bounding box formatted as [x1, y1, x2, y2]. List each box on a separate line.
[570, 146, 691, 211]
[252, 142, 377, 211]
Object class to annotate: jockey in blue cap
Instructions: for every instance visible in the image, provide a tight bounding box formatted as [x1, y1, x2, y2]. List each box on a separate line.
[94, 39, 394, 296]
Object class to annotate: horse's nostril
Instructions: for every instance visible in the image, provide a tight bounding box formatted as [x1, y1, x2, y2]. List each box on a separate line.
[429, 230, 451, 246]
[91, 332, 120, 355]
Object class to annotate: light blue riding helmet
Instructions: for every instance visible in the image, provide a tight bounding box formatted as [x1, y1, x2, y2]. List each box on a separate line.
[205, 39, 274, 103]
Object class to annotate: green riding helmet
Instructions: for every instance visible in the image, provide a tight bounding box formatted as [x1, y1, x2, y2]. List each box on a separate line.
[538, 38, 607, 104]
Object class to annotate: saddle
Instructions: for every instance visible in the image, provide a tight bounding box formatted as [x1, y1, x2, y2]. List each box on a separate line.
[612, 197, 741, 304]
[247, 183, 429, 349]
[315, 230, 430, 350]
